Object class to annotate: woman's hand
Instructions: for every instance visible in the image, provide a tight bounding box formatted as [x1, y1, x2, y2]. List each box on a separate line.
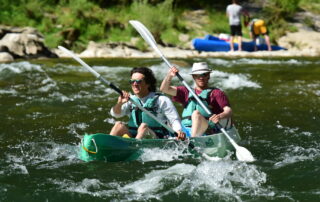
[117, 91, 130, 104]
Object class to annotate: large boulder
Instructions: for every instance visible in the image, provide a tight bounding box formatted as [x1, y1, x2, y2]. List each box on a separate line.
[0, 52, 14, 62]
[0, 26, 57, 60]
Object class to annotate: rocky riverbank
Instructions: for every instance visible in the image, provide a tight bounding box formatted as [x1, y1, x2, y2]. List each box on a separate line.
[1, 9, 320, 63]
[0, 26, 58, 62]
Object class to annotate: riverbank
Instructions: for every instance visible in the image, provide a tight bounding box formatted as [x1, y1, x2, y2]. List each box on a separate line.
[53, 41, 320, 59]
[1, 10, 320, 62]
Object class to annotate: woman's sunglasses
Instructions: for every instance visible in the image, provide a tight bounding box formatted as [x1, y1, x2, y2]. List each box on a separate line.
[129, 79, 143, 84]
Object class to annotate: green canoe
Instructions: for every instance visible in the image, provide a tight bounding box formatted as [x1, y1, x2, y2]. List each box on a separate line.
[79, 127, 241, 162]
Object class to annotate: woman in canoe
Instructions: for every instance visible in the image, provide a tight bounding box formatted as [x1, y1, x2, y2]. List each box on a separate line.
[160, 62, 233, 137]
[110, 67, 185, 140]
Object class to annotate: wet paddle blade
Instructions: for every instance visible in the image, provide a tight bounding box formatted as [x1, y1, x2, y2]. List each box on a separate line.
[235, 146, 255, 162]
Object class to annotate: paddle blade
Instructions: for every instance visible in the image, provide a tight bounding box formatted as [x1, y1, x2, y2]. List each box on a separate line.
[129, 20, 163, 57]
[235, 146, 255, 162]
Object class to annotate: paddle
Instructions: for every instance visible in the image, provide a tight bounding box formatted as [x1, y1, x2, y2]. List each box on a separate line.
[129, 20, 255, 162]
[58, 46, 217, 161]
[58, 46, 176, 134]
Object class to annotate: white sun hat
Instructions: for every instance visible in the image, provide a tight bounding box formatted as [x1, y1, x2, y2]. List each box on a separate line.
[189, 62, 212, 75]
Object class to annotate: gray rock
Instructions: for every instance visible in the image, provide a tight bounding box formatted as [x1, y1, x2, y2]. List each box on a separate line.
[0, 52, 14, 62]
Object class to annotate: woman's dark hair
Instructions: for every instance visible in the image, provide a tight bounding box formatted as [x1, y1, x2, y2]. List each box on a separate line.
[130, 67, 157, 92]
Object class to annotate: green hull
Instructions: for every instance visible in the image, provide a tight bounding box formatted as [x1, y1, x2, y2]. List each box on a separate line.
[79, 127, 241, 162]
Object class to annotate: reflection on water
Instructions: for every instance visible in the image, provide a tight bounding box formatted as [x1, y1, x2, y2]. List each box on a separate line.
[0, 58, 319, 201]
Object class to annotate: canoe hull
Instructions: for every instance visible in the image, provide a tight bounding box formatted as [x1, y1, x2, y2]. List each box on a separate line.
[79, 127, 241, 162]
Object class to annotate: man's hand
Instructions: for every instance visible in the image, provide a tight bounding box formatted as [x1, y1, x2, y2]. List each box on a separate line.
[209, 114, 221, 124]
[175, 130, 186, 140]
[168, 66, 179, 77]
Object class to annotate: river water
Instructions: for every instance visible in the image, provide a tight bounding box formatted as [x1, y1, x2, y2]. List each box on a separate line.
[0, 57, 319, 201]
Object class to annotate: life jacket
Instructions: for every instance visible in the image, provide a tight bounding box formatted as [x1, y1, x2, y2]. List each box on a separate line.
[181, 88, 214, 127]
[181, 88, 232, 134]
[128, 93, 169, 138]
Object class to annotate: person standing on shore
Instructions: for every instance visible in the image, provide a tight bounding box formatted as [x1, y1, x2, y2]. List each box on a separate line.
[109, 67, 185, 140]
[226, 0, 249, 51]
[248, 18, 272, 51]
[160, 62, 233, 137]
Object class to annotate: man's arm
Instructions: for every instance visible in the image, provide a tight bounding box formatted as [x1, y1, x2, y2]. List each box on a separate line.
[160, 67, 178, 96]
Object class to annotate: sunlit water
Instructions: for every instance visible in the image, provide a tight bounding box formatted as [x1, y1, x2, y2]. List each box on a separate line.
[0, 57, 319, 201]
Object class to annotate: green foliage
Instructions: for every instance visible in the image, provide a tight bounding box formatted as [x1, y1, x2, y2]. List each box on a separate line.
[161, 28, 179, 46]
[129, 0, 175, 43]
[107, 27, 133, 43]
[264, 0, 301, 21]
[262, 0, 301, 43]
[0, 0, 314, 51]
[206, 10, 229, 34]
[300, 0, 320, 14]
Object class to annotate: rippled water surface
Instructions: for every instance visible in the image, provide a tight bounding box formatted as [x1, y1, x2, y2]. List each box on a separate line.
[1, 57, 319, 201]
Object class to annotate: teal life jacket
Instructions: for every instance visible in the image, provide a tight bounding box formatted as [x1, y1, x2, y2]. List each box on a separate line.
[128, 93, 170, 138]
[181, 88, 215, 127]
[181, 88, 232, 134]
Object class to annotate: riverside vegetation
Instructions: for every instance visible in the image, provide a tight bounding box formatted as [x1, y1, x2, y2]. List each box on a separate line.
[1, 0, 319, 53]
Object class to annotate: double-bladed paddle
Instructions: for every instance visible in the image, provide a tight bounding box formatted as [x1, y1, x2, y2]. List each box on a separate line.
[129, 20, 255, 162]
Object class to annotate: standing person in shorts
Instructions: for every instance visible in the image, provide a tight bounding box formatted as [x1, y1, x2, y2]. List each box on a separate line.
[226, 0, 249, 51]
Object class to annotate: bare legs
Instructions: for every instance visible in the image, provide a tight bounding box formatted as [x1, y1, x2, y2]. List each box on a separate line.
[229, 36, 242, 51]
[230, 36, 235, 51]
[238, 36, 242, 51]
[110, 121, 155, 139]
[264, 35, 272, 51]
[110, 121, 129, 136]
[191, 110, 208, 137]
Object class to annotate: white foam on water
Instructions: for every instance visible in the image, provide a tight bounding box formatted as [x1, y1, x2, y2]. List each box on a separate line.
[67, 122, 90, 136]
[0, 89, 18, 95]
[37, 77, 57, 92]
[150, 63, 261, 90]
[103, 117, 116, 125]
[51, 178, 120, 198]
[274, 145, 320, 169]
[212, 70, 261, 89]
[117, 161, 271, 201]
[5, 141, 80, 170]
[0, 61, 44, 75]
[274, 121, 320, 168]
[138, 146, 190, 162]
[275, 120, 315, 137]
[3, 155, 29, 175]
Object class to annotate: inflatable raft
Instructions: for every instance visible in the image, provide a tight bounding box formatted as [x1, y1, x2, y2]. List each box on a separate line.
[193, 35, 286, 52]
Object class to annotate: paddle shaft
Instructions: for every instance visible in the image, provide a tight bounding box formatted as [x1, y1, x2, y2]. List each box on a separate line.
[58, 46, 176, 135]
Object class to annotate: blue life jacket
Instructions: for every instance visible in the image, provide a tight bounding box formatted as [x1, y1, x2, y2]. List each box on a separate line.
[128, 93, 170, 138]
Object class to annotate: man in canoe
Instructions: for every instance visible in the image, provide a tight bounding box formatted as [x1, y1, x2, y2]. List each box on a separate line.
[160, 62, 233, 137]
[110, 67, 185, 139]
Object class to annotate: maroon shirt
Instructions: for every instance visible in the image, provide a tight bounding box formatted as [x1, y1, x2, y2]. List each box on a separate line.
[172, 86, 230, 114]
